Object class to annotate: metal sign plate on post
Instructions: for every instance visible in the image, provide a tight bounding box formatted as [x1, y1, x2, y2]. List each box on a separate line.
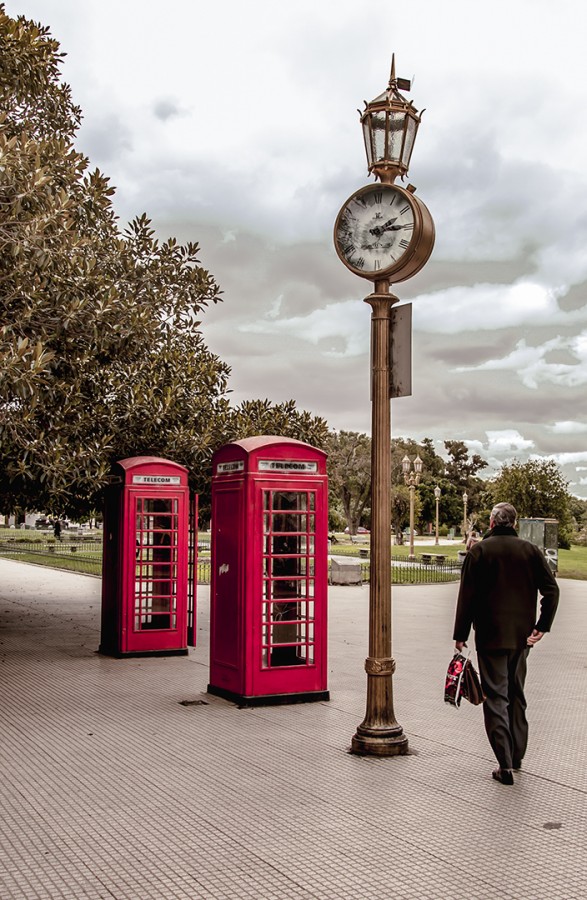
[390, 303, 412, 398]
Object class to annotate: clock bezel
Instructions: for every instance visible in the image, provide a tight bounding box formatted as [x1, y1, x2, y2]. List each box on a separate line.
[333, 182, 435, 283]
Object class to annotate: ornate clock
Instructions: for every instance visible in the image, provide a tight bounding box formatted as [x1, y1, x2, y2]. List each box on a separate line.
[334, 182, 435, 283]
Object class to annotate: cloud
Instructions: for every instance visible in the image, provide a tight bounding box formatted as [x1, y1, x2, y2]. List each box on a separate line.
[453, 333, 587, 389]
[240, 299, 368, 358]
[539, 451, 587, 466]
[548, 421, 587, 435]
[414, 282, 587, 336]
[485, 431, 535, 453]
[152, 99, 185, 122]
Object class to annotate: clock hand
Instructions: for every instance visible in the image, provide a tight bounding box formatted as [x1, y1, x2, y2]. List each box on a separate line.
[369, 217, 397, 236]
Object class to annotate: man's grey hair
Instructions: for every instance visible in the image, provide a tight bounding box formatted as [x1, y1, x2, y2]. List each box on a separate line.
[490, 502, 517, 527]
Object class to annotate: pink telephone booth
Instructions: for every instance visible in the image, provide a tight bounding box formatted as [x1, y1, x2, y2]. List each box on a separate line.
[208, 436, 329, 705]
[100, 456, 191, 657]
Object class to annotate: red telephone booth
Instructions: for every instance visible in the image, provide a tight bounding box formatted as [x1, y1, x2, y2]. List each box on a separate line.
[208, 436, 329, 705]
[100, 456, 191, 657]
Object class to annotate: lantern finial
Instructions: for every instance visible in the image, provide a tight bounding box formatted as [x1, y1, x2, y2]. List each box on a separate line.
[389, 53, 396, 86]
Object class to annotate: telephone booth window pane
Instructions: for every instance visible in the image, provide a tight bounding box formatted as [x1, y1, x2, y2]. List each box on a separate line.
[272, 491, 307, 511]
[272, 512, 304, 532]
[261, 489, 317, 669]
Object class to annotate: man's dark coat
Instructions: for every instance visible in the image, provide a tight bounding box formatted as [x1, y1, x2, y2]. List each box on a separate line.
[453, 526, 559, 650]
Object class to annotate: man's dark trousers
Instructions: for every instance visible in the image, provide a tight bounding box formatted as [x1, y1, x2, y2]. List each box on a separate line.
[477, 648, 530, 770]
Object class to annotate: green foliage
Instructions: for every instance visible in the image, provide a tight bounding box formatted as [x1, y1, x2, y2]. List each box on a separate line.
[326, 430, 371, 534]
[487, 458, 574, 548]
[0, 7, 326, 518]
[443, 440, 488, 487]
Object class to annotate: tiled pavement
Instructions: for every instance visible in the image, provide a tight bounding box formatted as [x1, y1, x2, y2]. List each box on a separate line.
[0, 556, 585, 899]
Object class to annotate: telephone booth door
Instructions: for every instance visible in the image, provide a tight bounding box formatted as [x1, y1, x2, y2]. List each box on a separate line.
[209, 436, 329, 705]
[100, 456, 191, 657]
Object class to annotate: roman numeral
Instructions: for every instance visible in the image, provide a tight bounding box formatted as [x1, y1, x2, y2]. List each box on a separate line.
[374, 259, 381, 270]
[399, 239, 410, 250]
[400, 205, 410, 215]
[355, 256, 365, 269]
[373, 191, 382, 205]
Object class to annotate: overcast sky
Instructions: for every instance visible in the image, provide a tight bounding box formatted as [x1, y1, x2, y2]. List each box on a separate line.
[7, 0, 587, 498]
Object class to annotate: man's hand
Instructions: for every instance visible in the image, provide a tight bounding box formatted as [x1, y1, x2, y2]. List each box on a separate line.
[455, 641, 467, 652]
[527, 629, 544, 646]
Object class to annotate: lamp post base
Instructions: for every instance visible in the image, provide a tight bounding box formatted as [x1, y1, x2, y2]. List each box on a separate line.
[351, 725, 409, 757]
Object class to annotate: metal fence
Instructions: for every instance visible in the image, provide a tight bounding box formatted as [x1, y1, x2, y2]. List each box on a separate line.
[0, 540, 459, 585]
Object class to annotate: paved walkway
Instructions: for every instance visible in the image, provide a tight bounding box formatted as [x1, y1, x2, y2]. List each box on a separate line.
[0, 557, 585, 900]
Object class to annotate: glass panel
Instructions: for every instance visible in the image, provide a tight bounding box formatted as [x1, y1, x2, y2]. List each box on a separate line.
[280, 600, 306, 620]
[388, 111, 405, 161]
[362, 119, 374, 167]
[272, 491, 307, 511]
[373, 111, 386, 161]
[271, 558, 314, 576]
[262, 648, 269, 668]
[271, 622, 300, 645]
[309, 494, 316, 511]
[264, 492, 271, 510]
[402, 116, 417, 166]
[264, 514, 270, 534]
[143, 499, 173, 514]
[270, 579, 302, 600]
[272, 601, 300, 622]
[272, 534, 302, 555]
[272, 513, 305, 532]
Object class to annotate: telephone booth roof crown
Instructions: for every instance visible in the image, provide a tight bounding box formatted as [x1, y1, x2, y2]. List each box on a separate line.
[213, 436, 327, 474]
[112, 456, 189, 482]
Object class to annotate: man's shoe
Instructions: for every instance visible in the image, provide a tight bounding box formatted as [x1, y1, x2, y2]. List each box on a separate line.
[492, 768, 514, 785]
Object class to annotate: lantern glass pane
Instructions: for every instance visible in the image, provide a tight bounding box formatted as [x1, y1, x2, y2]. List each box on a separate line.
[362, 119, 373, 167]
[402, 116, 417, 166]
[388, 111, 405, 162]
[372, 111, 386, 161]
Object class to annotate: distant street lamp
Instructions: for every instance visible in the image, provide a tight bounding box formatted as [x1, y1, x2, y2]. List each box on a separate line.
[462, 491, 468, 539]
[434, 486, 441, 545]
[402, 455, 423, 560]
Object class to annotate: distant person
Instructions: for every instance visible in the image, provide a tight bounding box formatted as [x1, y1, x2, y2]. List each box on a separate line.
[453, 502, 559, 785]
[53, 518, 62, 541]
[466, 530, 480, 551]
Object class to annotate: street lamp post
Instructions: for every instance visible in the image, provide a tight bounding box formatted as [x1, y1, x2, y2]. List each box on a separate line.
[462, 491, 468, 540]
[332, 58, 435, 757]
[402, 455, 423, 561]
[434, 485, 441, 545]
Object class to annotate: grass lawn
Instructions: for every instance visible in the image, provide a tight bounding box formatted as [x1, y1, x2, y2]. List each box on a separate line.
[557, 545, 587, 579]
[330, 535, 587, 580]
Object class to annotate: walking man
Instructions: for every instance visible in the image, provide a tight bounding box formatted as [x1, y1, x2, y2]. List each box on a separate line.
[453, 502, 559, 785]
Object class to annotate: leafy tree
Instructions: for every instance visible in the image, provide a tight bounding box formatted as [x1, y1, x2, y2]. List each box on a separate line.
[0, 8, 326, 519]
[443, 440, 488, 487]
[326, 430, 371, 535]
[487, 459, 573, 548]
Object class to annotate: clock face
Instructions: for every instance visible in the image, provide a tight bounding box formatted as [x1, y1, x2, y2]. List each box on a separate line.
[334, 184, 416, 277]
